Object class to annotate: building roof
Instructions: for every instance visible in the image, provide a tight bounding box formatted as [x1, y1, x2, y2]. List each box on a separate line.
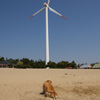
[0, 61, 10, 65]
[80, 64, 92, 69]
[93, 63, 100, 69]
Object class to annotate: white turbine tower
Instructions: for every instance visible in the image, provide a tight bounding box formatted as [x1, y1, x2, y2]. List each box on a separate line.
[28, 0, 68, 65]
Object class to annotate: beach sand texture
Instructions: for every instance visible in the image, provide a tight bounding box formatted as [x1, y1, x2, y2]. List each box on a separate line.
[0, 68, 100, 100]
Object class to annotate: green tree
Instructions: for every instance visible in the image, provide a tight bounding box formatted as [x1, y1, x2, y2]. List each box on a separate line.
[13, 59, 19, 64]
[70, 61, 76, 69]
[7, 58, 19, 65]
[0, 57, 5, 62]
[36, 59, 45, 68]
[20, 58, 30, 65]
[46, 61, 56, 68]
[15, 61, 24, 68]
[57, 61, 69, 68]
[29, 59, 35, 68]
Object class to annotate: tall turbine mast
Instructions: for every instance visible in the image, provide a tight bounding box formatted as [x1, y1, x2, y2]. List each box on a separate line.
[28, 0, 68, 65]
[45, 3, 49, 65]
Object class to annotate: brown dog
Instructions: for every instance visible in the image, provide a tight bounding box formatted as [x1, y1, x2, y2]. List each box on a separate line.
[43, 80, 57, 99]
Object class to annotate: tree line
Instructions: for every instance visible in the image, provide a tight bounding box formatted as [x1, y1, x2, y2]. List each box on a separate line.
[0, 56, 77, 69]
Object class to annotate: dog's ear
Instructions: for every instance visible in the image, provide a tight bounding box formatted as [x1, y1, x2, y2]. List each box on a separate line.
[47, 80, 52, 83]
[50, 80, 52, 83]
[47, 80, 49, 82]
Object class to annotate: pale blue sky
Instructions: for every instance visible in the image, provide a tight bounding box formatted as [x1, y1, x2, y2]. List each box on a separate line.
[0, 0, 100, 64]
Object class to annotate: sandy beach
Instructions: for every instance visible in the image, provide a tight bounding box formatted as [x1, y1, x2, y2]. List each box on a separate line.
[0, 68, 100, 100]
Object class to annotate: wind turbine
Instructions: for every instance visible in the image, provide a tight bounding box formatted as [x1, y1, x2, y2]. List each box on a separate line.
[28, 0, 68, 65]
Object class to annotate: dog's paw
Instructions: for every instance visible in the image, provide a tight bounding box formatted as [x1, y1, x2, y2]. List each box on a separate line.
[55, 96, 57, 98]
[53, 96, 57, 100]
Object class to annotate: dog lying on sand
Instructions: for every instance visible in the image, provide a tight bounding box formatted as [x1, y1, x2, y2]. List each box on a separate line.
[43, 80, 57, 99]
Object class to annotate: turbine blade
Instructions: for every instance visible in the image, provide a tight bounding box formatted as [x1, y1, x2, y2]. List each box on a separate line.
[28, 7, 45, 19]
[49, 7, 68, 20]
[48, 0, 50, 5]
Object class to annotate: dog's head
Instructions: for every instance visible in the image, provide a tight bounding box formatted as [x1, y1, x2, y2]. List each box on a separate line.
[47, 80, 52, 83]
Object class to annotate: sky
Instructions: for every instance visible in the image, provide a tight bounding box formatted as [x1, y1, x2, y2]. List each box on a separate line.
[0, 0, 100, 64]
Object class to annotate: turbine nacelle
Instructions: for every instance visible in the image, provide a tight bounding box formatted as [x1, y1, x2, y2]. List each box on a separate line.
[44, 2, 48, 7]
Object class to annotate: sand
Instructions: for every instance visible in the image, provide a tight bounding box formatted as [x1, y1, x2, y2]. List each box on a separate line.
[0, 68, 100, 100]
